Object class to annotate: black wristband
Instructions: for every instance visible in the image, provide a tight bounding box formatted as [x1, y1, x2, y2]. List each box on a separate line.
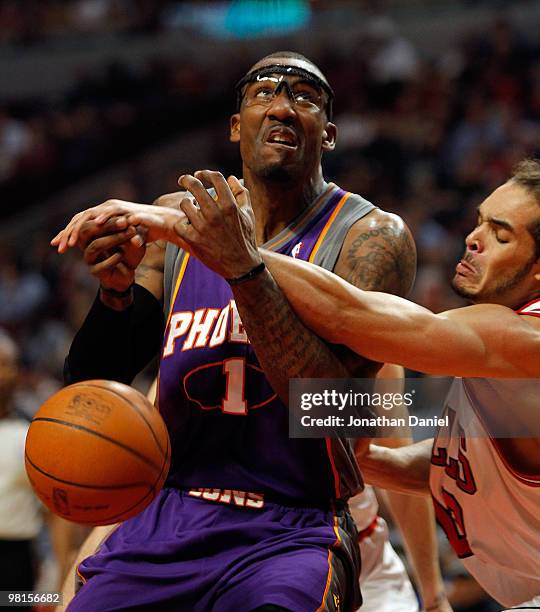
[100, 283, 135, 298]
[225, 262, 266, 286]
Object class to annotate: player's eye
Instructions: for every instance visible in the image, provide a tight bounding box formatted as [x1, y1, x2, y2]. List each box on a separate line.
[293, 90, 316, 102]
[496, 235, 509, 244]
[253, 85, 275, 99]
[292, 87, 321, 106]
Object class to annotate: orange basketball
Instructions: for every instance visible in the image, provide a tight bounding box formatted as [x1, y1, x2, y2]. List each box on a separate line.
[25, 380, 170, 525]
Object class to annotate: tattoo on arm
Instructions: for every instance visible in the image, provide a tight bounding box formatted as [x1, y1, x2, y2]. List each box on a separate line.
[233, 271, 349, 403]
[343, 224, 416, 297]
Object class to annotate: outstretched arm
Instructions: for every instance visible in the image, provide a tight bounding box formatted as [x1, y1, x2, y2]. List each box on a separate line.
[55, 175, 418, 394]
[60, 197, 179, 384]
[359, 439, 433, 496]
[262, 250, 540, 377]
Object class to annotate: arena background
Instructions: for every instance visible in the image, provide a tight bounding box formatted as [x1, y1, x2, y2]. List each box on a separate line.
[0, 0, 539, 609]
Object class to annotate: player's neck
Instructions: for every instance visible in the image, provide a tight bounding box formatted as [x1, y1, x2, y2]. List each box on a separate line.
[245, 171, 326, 244]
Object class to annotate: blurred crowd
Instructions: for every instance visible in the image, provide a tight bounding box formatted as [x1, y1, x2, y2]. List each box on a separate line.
[0, 0, 174, 44]
[0, 0, 521, 47]
[0, 3, 538, 608]
[328, 13, 540, 312]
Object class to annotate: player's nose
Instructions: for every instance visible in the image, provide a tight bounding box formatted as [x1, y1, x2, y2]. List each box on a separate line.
[465, 226, 483, 252]
[266, 90, 297, 121]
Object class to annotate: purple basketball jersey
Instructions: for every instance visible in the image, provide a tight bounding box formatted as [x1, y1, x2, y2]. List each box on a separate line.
[158, 183, 371, 505]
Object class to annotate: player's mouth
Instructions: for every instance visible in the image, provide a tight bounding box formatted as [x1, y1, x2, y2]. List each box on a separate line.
[265, 127, 298, 149]
[455, 259, 477, 276]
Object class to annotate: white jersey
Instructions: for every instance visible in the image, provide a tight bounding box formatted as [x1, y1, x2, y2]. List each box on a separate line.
[430, 377, 540, 607]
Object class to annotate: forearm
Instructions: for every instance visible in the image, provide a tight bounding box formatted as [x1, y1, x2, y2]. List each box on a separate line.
[262, 249, 427, 345]
[65, 284, 164, 385]
[360, 438, 433, 496]
[231, 268, 349, 404]
[383, 489, 446, 606]
[262, 250, 482, 376]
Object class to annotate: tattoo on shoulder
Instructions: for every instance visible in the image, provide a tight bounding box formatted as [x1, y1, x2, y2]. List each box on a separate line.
[343, 224, 416, 296]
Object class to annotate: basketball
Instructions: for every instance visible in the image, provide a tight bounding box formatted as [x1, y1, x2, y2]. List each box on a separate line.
[24, 380, 170, 526]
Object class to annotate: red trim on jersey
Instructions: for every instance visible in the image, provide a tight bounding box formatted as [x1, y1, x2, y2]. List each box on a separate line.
[357, 516, 378, 542]
[182, 360, 277, 413]
[462, 383, 540, 487]
[516, 297, 540, 318]
[325, 437, 342, 498]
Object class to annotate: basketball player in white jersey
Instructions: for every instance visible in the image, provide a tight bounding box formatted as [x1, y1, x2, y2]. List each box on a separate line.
[58, 158, 540, 609]
[257, 159, 540, 610]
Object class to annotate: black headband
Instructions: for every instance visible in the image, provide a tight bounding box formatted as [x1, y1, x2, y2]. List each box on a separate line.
[235, 64, 334, 120]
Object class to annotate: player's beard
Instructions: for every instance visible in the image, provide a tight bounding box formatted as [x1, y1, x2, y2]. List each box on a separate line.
[255, 160, 297, 184]
[452, 255, 537, 302]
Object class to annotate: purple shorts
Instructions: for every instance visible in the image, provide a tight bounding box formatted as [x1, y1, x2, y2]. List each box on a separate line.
[69, 488, 361, 611]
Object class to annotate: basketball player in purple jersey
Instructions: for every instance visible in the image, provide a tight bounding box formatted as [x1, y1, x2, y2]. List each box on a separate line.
[54, 52, 447, 611]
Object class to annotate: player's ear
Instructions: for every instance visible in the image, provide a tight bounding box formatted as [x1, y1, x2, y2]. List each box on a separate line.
[322, 122, 336, 152]
[230, 114, 241, 143]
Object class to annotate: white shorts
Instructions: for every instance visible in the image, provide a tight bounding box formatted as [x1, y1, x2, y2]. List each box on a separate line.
[359, 517, 419, 612]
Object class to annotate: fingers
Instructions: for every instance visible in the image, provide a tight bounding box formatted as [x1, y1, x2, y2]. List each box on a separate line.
[178, 173, 219, 223]
[50, 200, 135, 253]
[179, 197, 205, 232]
[64, 208, 105, 250]
[193, 170, 232, 207]
[78, 217, 130, 250]
[227, 175, 251, 210]
[227, 174, 243, 196]
[130, 228, 146, 248]
[51, 210, 87, 253]
[88, 252, 123, 275]
[83, 227, 140, 265]
[172, 207, 200, 253]
[89, 253, 137, 279]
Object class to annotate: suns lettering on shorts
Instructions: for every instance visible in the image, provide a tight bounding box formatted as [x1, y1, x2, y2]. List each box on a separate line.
[163, 301, 249, 358]
[188, 488, 265, 509]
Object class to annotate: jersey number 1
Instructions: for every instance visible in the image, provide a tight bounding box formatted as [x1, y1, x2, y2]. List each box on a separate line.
[222, 358, 247, 415]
